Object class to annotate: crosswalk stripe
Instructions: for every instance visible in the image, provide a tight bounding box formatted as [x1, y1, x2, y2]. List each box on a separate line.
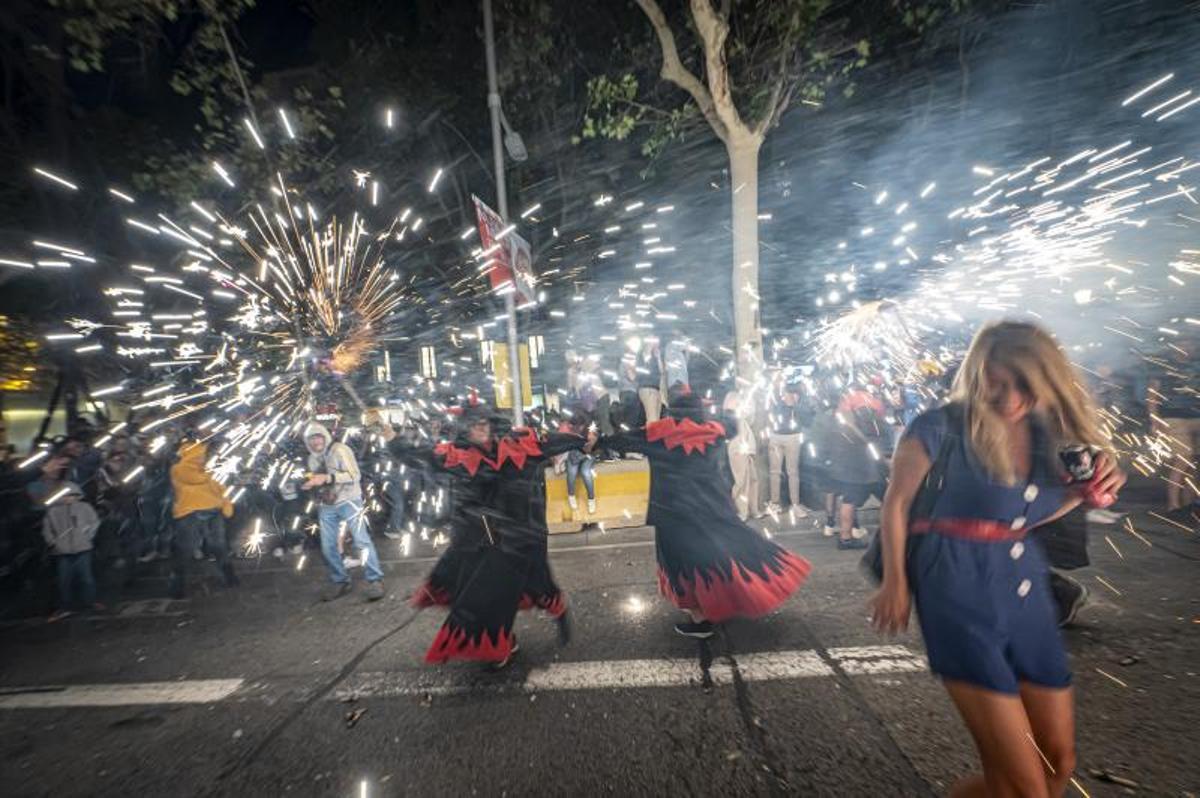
[0, 679, 243, 709]
[337, 645, 925, 698]
[0, 647, 926, 708]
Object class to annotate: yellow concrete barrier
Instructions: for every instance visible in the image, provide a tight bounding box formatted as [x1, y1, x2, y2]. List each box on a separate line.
[544, 458, 650, 534]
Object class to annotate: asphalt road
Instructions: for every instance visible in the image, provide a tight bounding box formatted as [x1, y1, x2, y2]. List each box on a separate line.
[1, 508, 1197, 797]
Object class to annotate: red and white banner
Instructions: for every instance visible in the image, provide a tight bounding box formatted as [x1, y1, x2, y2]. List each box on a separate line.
[473, 195, 535, 305]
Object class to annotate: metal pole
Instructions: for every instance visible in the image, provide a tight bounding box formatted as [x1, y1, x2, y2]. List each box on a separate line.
[483, 0, 524, 427]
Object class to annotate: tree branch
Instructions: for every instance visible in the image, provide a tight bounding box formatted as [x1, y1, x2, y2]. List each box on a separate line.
[755, 51, 790, 137]
[633, 0, 729, 143]
[689, 0, 754, 144]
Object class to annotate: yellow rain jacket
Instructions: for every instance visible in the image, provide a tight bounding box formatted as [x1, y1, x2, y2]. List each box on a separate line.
[170, 441, 234, 520]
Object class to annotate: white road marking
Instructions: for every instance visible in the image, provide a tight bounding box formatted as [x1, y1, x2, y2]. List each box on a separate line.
[338, 645, 924, 699]
[0, 679, 243, 709]
[525, 657, 702, 691]
[0, 647, 926, 709]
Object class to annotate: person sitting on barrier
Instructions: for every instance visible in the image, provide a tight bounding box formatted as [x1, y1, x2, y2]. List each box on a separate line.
[560, 408, 598, 515]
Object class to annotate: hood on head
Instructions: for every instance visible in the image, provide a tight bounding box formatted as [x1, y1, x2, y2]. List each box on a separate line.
[303, 422, 332, 455]
[177, 440, 208, 465]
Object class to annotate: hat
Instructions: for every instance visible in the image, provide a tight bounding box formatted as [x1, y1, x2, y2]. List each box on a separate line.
[667, 390, 706, 422]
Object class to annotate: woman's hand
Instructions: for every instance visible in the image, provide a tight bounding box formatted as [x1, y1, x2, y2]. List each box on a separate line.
[1082, 451, 1126, 507]
[869, 580, 911, 635]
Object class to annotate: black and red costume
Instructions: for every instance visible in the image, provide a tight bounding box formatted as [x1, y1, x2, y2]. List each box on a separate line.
[604, 413, 811, 622]
[390, 425, 586, 664]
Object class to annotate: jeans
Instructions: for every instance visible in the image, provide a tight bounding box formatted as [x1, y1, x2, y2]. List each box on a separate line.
[318, 500, 383, 584]
[384, 477, 407, 532]
[55, 550, 96, 610]
[566, 452, 596, 500]
[170, 510, 234, 595]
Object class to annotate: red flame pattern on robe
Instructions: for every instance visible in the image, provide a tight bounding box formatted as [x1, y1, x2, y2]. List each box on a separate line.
[657, 550, 811, 623]
[425, 621, 514, 664]
[645, 418, 726, 455]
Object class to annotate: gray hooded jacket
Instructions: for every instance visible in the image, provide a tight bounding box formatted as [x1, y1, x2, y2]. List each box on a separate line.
[41, 483, 100, 554]
[303, 422, 362, 505]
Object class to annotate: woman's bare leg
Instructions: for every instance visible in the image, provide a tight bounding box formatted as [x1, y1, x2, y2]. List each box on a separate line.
[1019, 683, 1076, 796]
[943, 679, 1050, 798]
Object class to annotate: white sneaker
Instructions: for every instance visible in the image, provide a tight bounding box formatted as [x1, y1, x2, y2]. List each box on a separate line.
[791, 505, 810, 519]
[1085, 508, 1124, 525]
[851, 526, 869, 540]
[823, 525, 835, 537]
[272, 547, 284, 559]
[290, 544, 304, 555]
[567, 495, 578, 510]
[343, 556, 361, 569]
[587, 498, 596, 513]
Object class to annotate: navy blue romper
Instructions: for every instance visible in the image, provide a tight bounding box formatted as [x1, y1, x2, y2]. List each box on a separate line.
[905, 405, 1073, 694]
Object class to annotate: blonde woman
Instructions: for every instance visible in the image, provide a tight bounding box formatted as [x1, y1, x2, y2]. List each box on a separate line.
[871, 321, 1125, 797]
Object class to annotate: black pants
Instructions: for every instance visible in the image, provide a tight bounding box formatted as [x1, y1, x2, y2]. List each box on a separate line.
[169, 510, 235, 595]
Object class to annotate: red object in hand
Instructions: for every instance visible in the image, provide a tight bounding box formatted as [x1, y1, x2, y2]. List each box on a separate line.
[1083, 485, 1115, 509]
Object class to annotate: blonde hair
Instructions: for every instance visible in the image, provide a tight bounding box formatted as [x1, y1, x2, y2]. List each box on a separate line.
[950, 321, 1108, 484]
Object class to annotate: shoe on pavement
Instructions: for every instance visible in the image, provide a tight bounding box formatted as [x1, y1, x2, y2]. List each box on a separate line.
[342, 556, 361, 569]
[320, 582, 353, 602]
[383, 529, 403, 540]
[556, 610, 572, 647]
[1054, 575, 1090, 627]
[290, 544, 304, 555]
[851, 526, 869, 540]
[137, 551, 158, 564]
[491, 641, 521, 670]
[47, 610, 73, 623]
[272, 547, 285, 559]
[791, 505, 810, 519]
[764, 502, 782, 515]
[673, 621, 715, 639]
[567, 495, 578, 511]
[587, 498, 596, 514]
[823, 524, 836, 537]
[364, 581, 386, 602]
[1085, 508, 1124, 525]
[837, 537, 869, 550]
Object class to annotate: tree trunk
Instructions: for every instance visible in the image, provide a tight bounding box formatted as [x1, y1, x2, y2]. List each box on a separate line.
[727, 137, 763, 380]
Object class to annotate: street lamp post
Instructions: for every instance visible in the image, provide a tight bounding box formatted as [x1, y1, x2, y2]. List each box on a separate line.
[482, 0, 524, 428]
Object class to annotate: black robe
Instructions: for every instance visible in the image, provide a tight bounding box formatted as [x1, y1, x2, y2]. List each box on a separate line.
[390, 429, 585, 663]
[604, 417, 811, 622]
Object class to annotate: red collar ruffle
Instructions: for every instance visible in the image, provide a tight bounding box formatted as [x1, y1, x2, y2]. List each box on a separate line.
[433, 430, 544, 475]
[645, 418, 726, 455]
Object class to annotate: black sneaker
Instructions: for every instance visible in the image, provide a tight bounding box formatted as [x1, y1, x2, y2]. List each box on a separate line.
[1051, 573, 1089, 627]
[837, 537, 868, 550]
[673, 621, 715, 639]
[556, 610, 572, 647]
[490, 641, 521, 670]
[320, 582, 353, 602]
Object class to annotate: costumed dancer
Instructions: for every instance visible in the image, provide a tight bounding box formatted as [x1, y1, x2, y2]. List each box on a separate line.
[602, 389, 811, 638]
[379, 404, 591, 666]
